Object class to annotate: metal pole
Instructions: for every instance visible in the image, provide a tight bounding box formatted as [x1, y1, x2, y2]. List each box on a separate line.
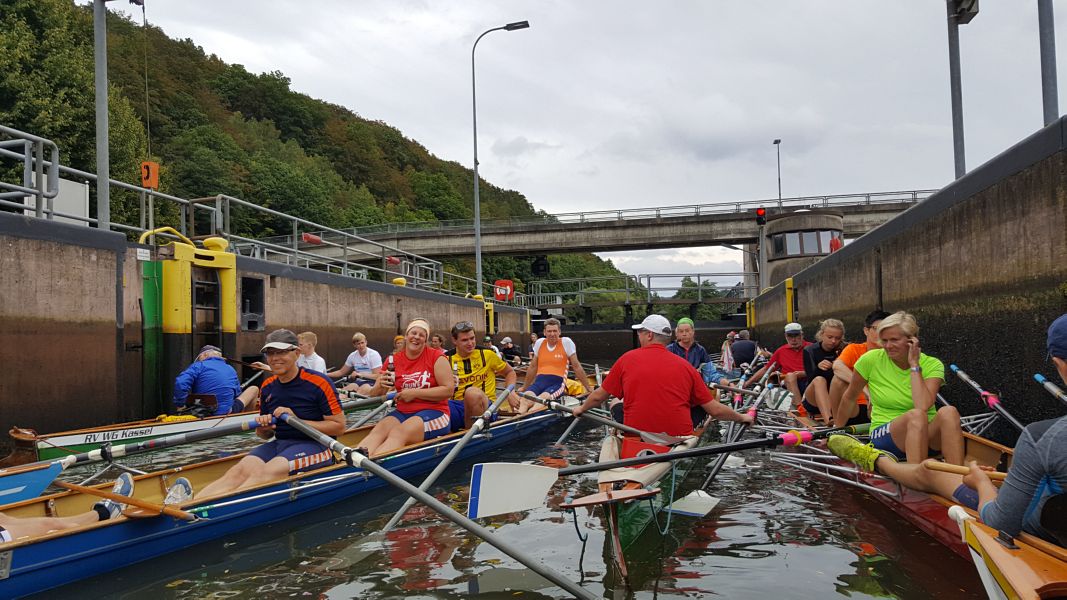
[776, 143, 781, 202]
[93, 0, 110, 230]
[1038, 0, 1059, 125]
[946, 2, 967, 179]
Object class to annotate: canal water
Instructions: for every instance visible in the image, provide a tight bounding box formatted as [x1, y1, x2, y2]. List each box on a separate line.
[41, 414, 983, 599]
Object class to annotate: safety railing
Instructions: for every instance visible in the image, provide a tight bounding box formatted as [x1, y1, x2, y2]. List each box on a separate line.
[342, 189, 936, 237]
[524, 272, 757, 308]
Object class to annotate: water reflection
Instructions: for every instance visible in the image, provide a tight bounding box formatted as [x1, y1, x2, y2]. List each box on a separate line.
[38, 425, 983, 599]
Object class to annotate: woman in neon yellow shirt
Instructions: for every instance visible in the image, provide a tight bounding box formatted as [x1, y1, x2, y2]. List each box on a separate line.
[838, 311, 963, 464]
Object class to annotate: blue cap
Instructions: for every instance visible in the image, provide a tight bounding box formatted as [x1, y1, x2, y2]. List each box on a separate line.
[1049, 314, 1067, 360]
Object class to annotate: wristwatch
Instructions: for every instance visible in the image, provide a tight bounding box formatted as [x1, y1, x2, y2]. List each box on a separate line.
[910, 366, 922, 373]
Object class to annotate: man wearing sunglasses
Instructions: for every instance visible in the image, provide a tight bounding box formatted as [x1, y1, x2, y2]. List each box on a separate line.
[196, 329, 345, 498]
[448, 322, 523, 429]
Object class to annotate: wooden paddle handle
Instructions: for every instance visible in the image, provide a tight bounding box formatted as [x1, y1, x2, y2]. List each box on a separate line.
[922, 460, 1007, 481]
[54, 480, 196, 521]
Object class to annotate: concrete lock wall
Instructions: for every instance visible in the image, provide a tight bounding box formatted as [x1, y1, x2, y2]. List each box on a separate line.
[751, 117, 1067, 441]
[0, 212, 130, 435]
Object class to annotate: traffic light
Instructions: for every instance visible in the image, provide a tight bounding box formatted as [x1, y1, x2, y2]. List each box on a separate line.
[756, 207, 767, 226]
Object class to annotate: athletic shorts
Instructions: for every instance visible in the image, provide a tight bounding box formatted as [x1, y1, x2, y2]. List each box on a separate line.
[527, 374, 566, 397]
[387, 409, 451, 441]
[447, 399, 498, 433]
[249, 438, 334, 474]
[952, 484, 979, 510]
[870, 420, 939, 460]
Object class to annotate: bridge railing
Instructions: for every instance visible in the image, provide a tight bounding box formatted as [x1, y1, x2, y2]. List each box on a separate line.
[342, 189, 937, 237]
[525, 272, 758, 308]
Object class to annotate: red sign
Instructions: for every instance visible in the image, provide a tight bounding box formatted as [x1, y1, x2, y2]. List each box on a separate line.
[494, 279, 514, 301]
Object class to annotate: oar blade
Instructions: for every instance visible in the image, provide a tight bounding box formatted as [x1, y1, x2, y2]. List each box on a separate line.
[0, 462, 63, 504]
[666, 489, 721, 518]
[468, 463, 558, 519]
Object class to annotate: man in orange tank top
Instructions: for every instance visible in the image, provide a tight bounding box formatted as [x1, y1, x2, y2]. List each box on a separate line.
[521, 318, 592, 401]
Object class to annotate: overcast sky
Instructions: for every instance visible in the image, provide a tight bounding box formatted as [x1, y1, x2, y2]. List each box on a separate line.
[106, 1, 1067, 288]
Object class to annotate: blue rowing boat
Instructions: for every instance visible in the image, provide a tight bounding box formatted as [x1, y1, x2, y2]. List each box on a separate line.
[0, 404, 571, 598]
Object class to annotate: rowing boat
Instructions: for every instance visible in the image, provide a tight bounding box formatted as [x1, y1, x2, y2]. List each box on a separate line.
[764, 406, 1067, 598]
[0, 390, 376, 466]
[0, 400, 576, 598]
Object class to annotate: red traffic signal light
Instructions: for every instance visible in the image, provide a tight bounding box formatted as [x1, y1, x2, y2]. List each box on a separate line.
[756, 207, 767, 226]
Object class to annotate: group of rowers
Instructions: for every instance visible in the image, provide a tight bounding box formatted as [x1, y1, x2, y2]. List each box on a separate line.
[2, 309, 1063, 555]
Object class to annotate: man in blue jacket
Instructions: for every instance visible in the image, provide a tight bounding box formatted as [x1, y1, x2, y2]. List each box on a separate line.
[173, 345, 259, 415]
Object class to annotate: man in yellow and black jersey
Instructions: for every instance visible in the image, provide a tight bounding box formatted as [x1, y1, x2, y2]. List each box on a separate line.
[447, 321, 522, 431]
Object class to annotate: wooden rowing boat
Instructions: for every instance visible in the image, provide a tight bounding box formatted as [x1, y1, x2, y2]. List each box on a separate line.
[0, 391, 375, 466]
[0, 401, 575, 598]
[769, 410, 1067, 598]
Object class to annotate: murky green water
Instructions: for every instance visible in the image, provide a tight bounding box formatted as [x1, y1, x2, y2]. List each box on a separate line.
[39, 417, 983, 599]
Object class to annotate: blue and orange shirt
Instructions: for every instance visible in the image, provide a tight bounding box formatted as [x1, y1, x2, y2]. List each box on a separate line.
[260, 367, 342, 440]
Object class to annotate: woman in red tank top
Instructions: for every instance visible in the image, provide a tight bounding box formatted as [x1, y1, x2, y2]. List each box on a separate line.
[363, 319, 455, 455]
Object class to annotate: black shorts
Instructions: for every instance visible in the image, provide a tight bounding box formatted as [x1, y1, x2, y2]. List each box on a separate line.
[802, 401, 869, 427]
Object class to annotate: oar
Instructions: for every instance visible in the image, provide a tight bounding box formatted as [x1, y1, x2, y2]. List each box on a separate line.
[223, 356, 272, 372]
[710, 382, 759, 398]
[519, 392, 685, 446]
[53, 480, 196, 521]
[382, 385, 515, 532]
[349, 396, 396, 428]
[0, 417, 268, 504]
[700, 382, 772, 490]
[1034, 374, 1067, 407]
[340, 391, 396, 412]
[467, 427, 854, 519]
[278, 414, 595, 600]
[921, 459, 1008, 481]
[950, 365, 1026, 432]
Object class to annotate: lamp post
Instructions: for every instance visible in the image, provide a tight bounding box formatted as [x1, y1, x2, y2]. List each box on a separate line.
[772, 139, 781, 204]
[472, 20, 529, 298]
[945, 0, 978, 179]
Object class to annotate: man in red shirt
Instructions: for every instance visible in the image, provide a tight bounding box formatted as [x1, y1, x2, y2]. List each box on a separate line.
[745, 322, 811, 403]
[571, 314, 752, 436]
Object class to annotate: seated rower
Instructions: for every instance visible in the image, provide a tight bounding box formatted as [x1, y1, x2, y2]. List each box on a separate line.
[361, 319, 455, 455]
[173, 345, 260, 415]
[328, 332, 382, 395]
[0, 473, 134, 542]
[196, 330, 345, 498]
[521, 318, 592, 401]
[500, 336, 524, 366]
[572, 315, 752, 435]
[746, 322, 810, 403]
[296, 331, 327, 374]
[448, 322, 523, 428]
[828, 313, 1067, 546]
[800, 318, 845, 424]
[829, 310, 890, 428]
[666, 318, 710, 370]
[838, 311, 961, 464]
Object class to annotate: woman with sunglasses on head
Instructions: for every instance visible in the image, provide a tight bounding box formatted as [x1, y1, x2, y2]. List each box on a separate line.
[363, 319, 456, 455]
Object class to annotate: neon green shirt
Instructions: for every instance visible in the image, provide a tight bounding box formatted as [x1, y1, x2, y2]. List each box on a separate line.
[853, 349, 944, 429]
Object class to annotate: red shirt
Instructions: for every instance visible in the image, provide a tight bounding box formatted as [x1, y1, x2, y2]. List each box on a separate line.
[392, 347, 447, 413]
[769, 342, 811, 374]
[600, 344, 714, 436]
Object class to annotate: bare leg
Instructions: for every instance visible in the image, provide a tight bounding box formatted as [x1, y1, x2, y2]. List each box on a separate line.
[887, 409, 931, 464]
[463, 387, 489, 429]
[240, 456, 293, 489]
[783, 372, 803, 406]
[197, 454, 267, 498]
[236, 386, 260, 412]
[373, 417, 426, 455]
[361, 416, 401, 455]
[928, 405, 964, 465]
[807, 377, 833, 424]
[0, 511, 100, 539]
[874, 457, 963, 498]
[829, 378, 858, 427]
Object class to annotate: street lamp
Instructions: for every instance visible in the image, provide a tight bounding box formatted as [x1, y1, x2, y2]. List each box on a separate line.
[472, 20, 530, 298]
[772, 139, 781, 203]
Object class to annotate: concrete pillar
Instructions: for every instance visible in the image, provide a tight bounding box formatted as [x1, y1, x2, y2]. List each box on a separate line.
[742, 244, 759, 296]
[583, 306, 593, 325]
[623, 304, 633, 325]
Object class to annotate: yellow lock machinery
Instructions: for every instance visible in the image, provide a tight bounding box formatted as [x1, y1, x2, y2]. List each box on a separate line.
[138, 228, 237, 412]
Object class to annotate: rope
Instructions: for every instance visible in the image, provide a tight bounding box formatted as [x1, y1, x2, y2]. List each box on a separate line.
[568, 501, 588, 542]
[650, 462, 678, 536]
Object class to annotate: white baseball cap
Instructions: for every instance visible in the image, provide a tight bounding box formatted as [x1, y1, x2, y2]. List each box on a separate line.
[784, 322, 803, 334]
[632, 314, 673, 335]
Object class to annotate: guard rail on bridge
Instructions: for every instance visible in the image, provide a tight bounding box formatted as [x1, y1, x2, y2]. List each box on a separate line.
[523, 273, 755, 310]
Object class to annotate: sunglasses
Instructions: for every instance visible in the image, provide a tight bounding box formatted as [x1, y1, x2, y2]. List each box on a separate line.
[451, 321, 476, 335]
[263, 348, 297, 357]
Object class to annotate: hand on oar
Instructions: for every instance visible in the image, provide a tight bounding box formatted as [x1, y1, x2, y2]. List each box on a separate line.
[468, 428, 833, 519]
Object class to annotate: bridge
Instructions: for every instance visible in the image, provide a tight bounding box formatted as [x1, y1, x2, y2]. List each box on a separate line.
[280, 190, 933, 261]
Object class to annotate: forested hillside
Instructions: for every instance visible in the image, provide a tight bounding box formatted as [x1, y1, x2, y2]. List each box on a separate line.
[0, 0, 628, 294]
